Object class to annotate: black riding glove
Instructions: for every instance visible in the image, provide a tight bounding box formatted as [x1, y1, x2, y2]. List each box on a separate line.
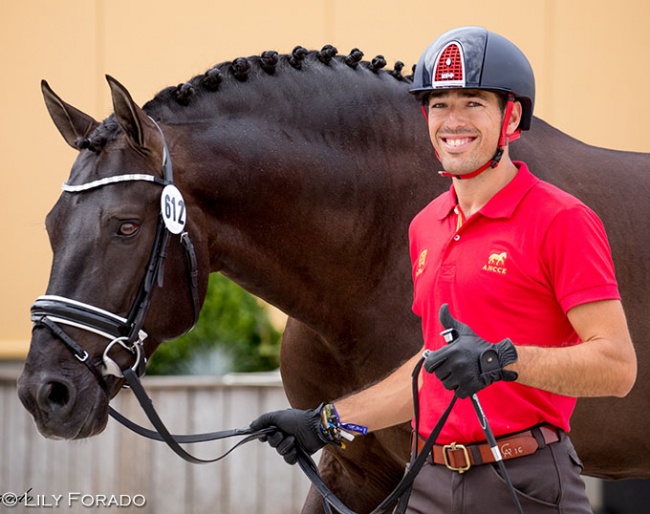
[250, 405, 330, 465]
[423, 304, 519, 398]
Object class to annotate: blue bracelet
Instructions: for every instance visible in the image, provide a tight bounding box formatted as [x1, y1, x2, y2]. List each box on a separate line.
[320, 403, 368, 447]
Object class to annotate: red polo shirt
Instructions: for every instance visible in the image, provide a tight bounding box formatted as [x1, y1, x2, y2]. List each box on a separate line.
[409, 162, 620, 443]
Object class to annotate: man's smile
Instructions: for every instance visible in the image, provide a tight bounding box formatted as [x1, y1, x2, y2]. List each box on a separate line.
[442, 136, 476, 149]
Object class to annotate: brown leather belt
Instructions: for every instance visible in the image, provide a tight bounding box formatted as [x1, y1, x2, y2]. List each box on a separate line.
[415, 425, 561, 474]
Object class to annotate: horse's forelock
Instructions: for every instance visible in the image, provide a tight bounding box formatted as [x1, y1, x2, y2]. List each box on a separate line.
[79, 116, 121, 153]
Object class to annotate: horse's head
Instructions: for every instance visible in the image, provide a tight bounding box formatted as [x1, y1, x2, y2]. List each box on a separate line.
[18, 77, 208, 439]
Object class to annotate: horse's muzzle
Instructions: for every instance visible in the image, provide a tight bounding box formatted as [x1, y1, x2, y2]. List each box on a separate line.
[17, 339, 111, 440]
[18, 370, 109, 439]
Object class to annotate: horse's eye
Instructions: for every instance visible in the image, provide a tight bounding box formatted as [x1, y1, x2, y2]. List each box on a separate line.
[119, 222, 140, 237]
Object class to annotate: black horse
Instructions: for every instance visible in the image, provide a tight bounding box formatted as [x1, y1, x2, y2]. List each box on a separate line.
[17, 46, 650, 513]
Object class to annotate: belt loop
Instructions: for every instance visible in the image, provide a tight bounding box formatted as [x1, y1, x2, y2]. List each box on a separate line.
[469, 444, 483, 465]
[531, 426, 546, 450]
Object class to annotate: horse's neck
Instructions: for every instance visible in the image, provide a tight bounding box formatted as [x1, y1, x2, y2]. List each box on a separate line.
[173, 102, 436, 339]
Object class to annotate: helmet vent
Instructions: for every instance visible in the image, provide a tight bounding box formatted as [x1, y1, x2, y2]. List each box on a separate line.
[433, 42, 465, 88]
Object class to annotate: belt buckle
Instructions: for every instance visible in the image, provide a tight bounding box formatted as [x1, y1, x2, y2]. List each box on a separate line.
[442, 442, 471, 473]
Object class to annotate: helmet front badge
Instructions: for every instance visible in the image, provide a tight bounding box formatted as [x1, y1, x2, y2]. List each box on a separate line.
[433, 42, 466, 89]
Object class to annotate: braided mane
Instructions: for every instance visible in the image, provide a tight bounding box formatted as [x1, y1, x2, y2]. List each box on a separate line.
[80, 46, 413, 152]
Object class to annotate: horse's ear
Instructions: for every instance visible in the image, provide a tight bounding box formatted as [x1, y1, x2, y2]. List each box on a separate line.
[106, 75, 155, 149]
[41, 80, 100, 150]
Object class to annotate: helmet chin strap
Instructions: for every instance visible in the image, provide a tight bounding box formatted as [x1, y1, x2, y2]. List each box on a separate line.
[423, 94, 520, 180]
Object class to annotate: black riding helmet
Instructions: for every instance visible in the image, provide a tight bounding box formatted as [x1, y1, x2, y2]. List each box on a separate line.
[410, 26, 535, 131]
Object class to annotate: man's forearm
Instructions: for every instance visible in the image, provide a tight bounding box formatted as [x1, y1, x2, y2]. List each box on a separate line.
[335, 348, 424, 432]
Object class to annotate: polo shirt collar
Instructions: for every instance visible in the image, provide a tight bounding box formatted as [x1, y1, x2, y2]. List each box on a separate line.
[434, 161, 538, 221]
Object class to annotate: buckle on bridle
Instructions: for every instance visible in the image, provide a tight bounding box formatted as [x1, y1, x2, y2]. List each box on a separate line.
[75, 350, 89, 363]
[442, 442, 471, 473]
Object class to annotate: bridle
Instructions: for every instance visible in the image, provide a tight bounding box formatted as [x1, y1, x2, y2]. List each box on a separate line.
[31, 118, 200, 381]
[28, 119, 276, 466]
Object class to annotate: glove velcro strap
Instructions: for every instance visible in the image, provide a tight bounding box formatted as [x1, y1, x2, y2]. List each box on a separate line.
[497, 338, 518, 367]
[479, 339, 518, 382]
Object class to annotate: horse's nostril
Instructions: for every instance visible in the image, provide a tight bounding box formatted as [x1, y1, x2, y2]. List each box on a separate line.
[37, 380, 73, 411]
[47, 381, 70, 407]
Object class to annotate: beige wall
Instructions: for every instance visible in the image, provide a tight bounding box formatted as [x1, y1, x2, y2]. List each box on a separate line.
[2, 0, 649, 357]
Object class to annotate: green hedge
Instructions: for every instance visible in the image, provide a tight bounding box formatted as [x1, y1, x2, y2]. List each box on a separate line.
[146, 273, 282, 375]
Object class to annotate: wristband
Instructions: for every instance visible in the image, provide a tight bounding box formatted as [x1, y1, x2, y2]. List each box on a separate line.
[319, 403, 368, 448]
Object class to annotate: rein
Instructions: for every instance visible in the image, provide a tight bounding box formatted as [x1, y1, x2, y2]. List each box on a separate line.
[116, 355, 456, 514]
[30, 120, 456, 513]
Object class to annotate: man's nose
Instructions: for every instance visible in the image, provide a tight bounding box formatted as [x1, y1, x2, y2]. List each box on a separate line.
[443, 106, 468, 129]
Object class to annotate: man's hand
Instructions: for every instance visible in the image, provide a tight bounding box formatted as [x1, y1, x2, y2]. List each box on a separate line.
[250, 406, 329, 464]
[423, 304, 519, 398]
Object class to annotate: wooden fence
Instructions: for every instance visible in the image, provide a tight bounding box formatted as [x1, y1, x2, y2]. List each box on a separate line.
[0, 365, 312, 513]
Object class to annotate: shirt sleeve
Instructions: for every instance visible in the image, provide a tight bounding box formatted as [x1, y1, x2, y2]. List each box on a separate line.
[540, 203, 621, 314]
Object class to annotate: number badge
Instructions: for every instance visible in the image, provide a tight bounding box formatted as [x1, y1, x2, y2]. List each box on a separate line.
[161, 185, 187, 234]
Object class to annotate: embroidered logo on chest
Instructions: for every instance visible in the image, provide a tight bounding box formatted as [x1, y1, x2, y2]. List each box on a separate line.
[482, 250, 508, 275]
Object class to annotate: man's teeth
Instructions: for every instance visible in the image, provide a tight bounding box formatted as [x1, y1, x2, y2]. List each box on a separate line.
[446, 138, 471, 147]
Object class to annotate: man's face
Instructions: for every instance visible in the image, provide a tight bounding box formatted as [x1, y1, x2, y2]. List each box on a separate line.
[426, 89, 505, 175]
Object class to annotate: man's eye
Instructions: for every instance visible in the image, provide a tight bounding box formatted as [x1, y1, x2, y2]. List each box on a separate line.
[118, 222, 140, 237]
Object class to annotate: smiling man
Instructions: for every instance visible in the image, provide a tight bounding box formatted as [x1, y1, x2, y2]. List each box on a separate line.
[427, 89, 514, 176]
[251, 27, 637, 513]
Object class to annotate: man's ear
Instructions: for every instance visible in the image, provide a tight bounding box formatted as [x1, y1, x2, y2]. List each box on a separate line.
[507, 101, 523, 133]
